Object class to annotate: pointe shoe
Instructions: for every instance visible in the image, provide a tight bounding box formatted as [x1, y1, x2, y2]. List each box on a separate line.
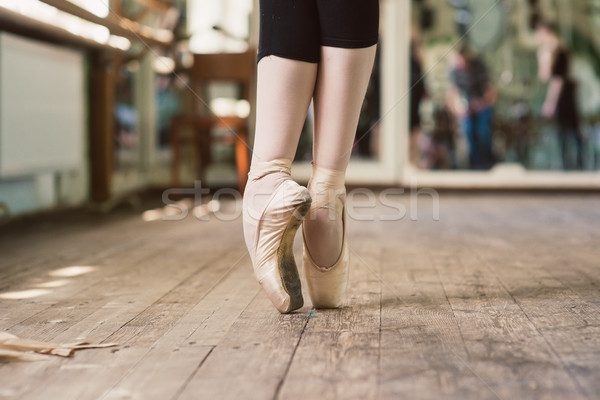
[302, 163, 350, 309]
[243, 158, 311, 313]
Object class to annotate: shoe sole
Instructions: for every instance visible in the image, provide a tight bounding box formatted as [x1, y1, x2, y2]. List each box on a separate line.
[276, 199, 311, 313]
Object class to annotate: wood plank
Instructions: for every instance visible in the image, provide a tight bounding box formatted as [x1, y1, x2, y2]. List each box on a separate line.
[0, 6, 123, 52]
[434, 200, 593, 399]
[278, 244, 382, 399]
[0, 193, 598, 400]
[0, 212, 233, 329]
[378, 246, 490, 400]
[38, 0, 173, 47]
[465, 238, 599, 399]
[177, 260, 310, 400]
[99, 259, 258, 399]
[4, 243, 248, 400]
[89, 50, 116, 203]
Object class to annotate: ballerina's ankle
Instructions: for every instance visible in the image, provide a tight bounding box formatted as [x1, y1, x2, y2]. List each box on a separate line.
[307, 162, 346, 217]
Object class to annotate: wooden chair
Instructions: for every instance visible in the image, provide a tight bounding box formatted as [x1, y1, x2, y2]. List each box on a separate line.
[169, 50, 254, 194]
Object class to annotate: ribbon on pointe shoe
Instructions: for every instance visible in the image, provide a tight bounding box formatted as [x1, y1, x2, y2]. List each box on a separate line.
[247, 158, 292, 182]
[307, 161, 346, 220]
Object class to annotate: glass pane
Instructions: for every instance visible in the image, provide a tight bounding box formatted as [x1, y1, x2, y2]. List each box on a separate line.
[114, 62, 140, 172]
[409, 0, 600, 171]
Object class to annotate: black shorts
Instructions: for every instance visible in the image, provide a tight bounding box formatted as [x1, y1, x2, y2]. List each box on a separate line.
[257, 0, 380, 64]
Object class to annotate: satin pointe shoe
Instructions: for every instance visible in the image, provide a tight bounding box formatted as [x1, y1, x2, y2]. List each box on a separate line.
[242, 158, 312, 313]
[302, 163, 349, 309]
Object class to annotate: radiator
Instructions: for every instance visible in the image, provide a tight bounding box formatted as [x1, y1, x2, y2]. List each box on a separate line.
[0, 32, 85, 178]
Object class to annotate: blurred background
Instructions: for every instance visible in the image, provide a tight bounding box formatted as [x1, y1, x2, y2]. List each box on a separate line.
[0, 0, 599, 218]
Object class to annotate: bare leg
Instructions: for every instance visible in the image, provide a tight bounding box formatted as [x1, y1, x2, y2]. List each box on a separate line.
[304, 45, 377, 267]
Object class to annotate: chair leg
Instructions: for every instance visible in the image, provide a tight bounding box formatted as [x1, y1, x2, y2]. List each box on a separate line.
[198, 128, 212, 187]
[193, 128, 204, 187]
[235, 128, 250, 195]
[170, 123, 180, 189]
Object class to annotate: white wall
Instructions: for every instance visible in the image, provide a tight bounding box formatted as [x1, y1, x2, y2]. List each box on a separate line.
[187, 0, 252, 53]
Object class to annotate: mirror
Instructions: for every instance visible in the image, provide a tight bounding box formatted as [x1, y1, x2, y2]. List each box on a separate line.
[409, 0, 600, 171]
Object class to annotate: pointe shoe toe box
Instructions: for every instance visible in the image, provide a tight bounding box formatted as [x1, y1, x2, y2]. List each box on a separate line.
[249, 180, 312, 314]
[303, 243, 349, 309]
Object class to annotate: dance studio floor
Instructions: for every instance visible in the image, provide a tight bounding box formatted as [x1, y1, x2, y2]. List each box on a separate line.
[0, 191, 598, 399]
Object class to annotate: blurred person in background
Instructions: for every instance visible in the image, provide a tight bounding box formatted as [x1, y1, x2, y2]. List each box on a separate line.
[535, 19, 584, 170]
[447, 45, 497, 170]
[242, 1, 379, 313]
[409, 39, 428, 167]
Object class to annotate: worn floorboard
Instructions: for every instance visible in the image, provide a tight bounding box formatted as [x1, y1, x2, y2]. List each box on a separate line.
[0, 192, 598, 399]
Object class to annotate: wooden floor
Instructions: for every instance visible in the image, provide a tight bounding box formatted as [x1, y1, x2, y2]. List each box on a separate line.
[0, 191, 598, 400]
